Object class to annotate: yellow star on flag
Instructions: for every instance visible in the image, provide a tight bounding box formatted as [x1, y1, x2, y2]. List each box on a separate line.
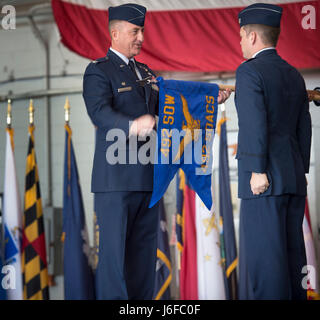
[202, 215, 218, 236]
[204, 254, 212, 262]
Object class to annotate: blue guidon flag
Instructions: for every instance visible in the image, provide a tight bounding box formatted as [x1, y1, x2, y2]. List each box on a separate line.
[149, 77, 219, 210]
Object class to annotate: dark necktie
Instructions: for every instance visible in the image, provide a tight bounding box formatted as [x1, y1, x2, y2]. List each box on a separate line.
[128, 60, 145, 99]
[128, 60, 139, 80]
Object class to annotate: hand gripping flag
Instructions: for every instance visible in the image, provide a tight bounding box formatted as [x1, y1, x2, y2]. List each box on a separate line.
[149, 77, 219, 210]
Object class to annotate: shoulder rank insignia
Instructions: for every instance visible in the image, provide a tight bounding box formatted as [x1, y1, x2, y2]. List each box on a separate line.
[91, 56, 109, 64]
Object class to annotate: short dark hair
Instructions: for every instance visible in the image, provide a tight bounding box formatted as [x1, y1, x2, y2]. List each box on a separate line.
[243, 24, 280, 47]
[108, 19, 122, 36]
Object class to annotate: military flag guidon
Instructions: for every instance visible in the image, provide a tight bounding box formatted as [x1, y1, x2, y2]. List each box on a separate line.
[149, 77, 219, 210]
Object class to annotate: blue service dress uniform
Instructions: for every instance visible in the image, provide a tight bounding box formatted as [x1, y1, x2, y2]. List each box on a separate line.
[83, 49, 159, 300]
[235, 49, 312, 299]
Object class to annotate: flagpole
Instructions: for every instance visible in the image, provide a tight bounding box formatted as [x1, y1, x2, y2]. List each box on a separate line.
[64, 97, 70, 125]
[220, 102, 226, 118]
[28, 99, 34, 126]
[7, 99, 12, 129]
[6, 99, 15, 152]
[64, 97, 72, 199]
[218, 85, 320, 102]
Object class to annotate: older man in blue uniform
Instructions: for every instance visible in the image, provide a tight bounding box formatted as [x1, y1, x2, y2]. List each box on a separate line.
[235, 3, 312, 299]
[83, 4, 160, 300]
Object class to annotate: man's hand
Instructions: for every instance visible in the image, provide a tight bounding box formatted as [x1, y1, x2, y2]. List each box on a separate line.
[250, 172, 269, 195]
[218, 89, 231, 104]
[129, 114, 155, 137]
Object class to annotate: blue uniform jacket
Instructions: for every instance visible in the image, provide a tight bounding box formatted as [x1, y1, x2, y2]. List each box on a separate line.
[235, 49, 311, 199]
[83, 49, 159, 192]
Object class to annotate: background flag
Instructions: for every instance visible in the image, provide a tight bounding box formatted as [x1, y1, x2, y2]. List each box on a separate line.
[176, 169, 185, 254]
[21, 125, 49, 300]
[150, 77, 219, 210]
[3, 128, 23, 299]
[153, 199, 172, 300]
[93, 210, 99, 272]
[180, 181, 198, 299]
[218, 115, 238, 299]
[303, 198, 319, 300]
[62, 124, 95, 300]
[179, 179, 226, 299]
[52, 0, 320, 72]
[0, 227, 7, 300]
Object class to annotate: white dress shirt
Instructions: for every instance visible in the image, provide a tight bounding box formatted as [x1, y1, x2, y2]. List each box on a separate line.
[109, 47, 142, 80]
[252, 46, 276, 58]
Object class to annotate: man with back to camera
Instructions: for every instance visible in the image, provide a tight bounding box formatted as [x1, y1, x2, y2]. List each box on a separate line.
[83, 2, 231, 300]
[235, 3, 312, 299]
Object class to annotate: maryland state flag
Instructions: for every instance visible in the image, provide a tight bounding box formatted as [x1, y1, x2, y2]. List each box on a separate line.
[21, 125, 49, 300]
[62, 124, 95, 300]
[150, 77, 219, 210]
[153, 199, 172, 300]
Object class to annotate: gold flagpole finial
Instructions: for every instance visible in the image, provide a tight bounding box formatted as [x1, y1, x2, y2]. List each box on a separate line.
[28, 99, 34, 125]
[64, 97, 70, 123]
[7, 99, 12, 128]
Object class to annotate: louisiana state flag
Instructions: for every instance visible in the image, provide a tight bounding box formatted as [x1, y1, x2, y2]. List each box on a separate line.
[62, 124, 95, 300]
[150, 77, 219, 210]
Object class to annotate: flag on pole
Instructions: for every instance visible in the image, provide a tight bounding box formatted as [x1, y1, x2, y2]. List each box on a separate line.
[176, 169, 185, 253]
[0, 225, 7, 300]
[62, 122, 95, 300]
[150, 77, 219, 210]
[195, 194, 226, 299]
[179, 179, 225, 299]
[3, 127, 23, 299]
[92, 210, 99, 272]
[92, 130, 99, 273]
[180, 182, 197, 299]
[218, 114, 238, 299]
[21, 121, 49, 300]
[303, 198, 319, 300]
[153, 199, 172, 300]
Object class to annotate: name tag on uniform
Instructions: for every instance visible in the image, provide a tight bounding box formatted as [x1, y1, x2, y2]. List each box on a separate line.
[118, 86, 132, 93]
